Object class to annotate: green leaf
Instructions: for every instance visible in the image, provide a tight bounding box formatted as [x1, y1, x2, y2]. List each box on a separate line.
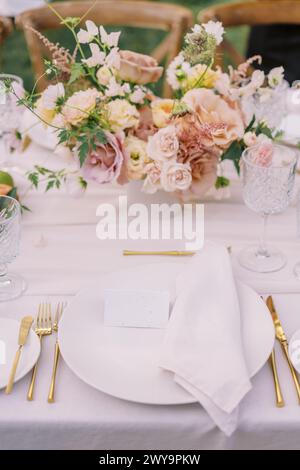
[46, 180, 55, 192]
[68, 63, 85, 85]
[215, 176, 230, 189]
[28, 172, 39, 188]
[221, 141, 243, 174]
[78, 141, 89, 166]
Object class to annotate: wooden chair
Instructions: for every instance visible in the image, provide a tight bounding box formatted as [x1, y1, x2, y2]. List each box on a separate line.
[198, 0, 300, 67]
[15, 0, 194, 96]
[0, 16, 13, 45]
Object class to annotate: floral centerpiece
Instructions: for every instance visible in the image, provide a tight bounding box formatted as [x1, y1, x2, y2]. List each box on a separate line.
[7, 5, 285, 200]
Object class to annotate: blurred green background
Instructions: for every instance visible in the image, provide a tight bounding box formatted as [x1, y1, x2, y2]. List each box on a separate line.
[0, 0, 248, 90]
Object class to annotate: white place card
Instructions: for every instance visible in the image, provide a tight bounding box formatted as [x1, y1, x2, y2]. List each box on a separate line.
[103, 289, 170, 329]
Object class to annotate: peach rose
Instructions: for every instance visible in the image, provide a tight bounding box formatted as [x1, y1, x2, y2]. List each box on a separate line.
[182, 88, 245, 148]
[62, 88, 101, 126]
[118, 50, 163, 85]
[151, 99, 174, 128]
[143, 161, 162, 194]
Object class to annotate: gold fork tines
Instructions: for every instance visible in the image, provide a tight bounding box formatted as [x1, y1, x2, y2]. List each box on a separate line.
[48, 302, 67, 403]
[27, 303, 52, 401]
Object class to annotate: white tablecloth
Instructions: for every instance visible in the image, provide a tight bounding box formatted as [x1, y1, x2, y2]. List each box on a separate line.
[1, 142, 300, 450]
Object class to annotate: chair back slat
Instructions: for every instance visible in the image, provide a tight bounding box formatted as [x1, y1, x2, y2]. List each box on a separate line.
[0, 16, 13, 44]
[199, 0, 300, 67]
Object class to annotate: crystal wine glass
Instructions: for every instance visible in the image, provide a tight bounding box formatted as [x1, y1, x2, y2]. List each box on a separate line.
[238, 144, 297, 273]
[0, 74, 24, 164]
[0, 196, 26, 301]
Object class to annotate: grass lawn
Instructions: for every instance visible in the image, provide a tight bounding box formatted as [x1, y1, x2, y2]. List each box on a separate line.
[0, 0, 249, 90]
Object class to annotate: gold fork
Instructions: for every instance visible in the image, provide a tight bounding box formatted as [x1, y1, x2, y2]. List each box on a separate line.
[27, 303, 52, 401]
[48, 302, 66, 403]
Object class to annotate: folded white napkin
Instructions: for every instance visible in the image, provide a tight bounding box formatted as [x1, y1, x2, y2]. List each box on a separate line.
[159, 242, 252, 435]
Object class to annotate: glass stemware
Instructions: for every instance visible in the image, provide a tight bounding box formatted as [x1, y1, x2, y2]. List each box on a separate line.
[0, 196, 26, 301]
[238, 144, 297, 273]
[0, 74, 24, 164]
[243, 80, 289, 129]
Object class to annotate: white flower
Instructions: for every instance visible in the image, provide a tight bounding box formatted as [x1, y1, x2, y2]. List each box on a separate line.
[77, 20, 98, 44]
[105, 47, 121, 70]
[268, 66, 284, 88]
[160, 162, 192, 192]
[96, 66, 113, 86]
[83, 43, 105, 67]
[106, 99, 139, 132]
[105, 77, 123, 97]
[243, 131, 258, 147]
[99, 26, 121, 48]
[167, 53, 191, 91]
[251, 70, 265, 89]
[41, 83, 64, 110]
[130, 86, 146, 104]
[122, 83, 131, 95]
[147, 125, 179, 162]
[191, 24, 202, 34]
[203, 21, 224, 45]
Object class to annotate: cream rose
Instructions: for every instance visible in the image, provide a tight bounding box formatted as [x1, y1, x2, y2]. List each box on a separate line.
[183, 88, 245, 148]
[106, 99, 140, 132]
[160, 162, 192, 192]
[62, 88, 101, 126]
[124, 135, 148, 180]
[97, 66, 113, 86]
[151, 99, 174, 128]
[147, 125, 179, 162]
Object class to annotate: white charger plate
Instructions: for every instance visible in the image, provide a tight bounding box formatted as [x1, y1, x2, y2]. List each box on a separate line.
[0, 318, 40, 389]
[58, 263, 275, 405]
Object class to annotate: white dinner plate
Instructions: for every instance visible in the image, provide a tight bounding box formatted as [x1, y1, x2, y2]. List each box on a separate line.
[0, 317, 40, 389]
[58, 263, 275, 405]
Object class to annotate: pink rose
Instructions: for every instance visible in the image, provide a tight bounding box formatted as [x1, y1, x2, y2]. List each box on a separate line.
[251, 142, 274, 167]
[118, 50, 163, 85]
[80, 131, 127, 184]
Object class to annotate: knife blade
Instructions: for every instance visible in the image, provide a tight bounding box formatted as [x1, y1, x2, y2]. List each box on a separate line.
[266, 296, 300, 404]
[5, 316, 34, 394]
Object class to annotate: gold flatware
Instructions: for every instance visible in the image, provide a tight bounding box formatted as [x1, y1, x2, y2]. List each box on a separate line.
[267, 295, 300, 404]
[27, 303, 52, 401]
[5, 316, 34, 394]
[123, 246, 232, 257]
[48, 302, 66, 403]
[269, 349, 285, 407]
[123, 250, 196, 256]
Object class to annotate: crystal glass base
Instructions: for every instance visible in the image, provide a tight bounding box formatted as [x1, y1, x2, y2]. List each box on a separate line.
[238, 245, 286, 273]
[0, 272, 26, 301]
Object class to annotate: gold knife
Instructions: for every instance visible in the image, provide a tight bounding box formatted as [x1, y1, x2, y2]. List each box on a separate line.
[266, 296, 300, 404]
[123, 250, 196, 256]
[5, 316, 34, 394]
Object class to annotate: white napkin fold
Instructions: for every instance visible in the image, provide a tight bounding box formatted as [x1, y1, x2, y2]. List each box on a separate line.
[159, 242, 252, 435]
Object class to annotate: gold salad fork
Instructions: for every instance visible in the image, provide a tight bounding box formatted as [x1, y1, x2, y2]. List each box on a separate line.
[27, 303, 52, 401]
[48, 302, 66, 403]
